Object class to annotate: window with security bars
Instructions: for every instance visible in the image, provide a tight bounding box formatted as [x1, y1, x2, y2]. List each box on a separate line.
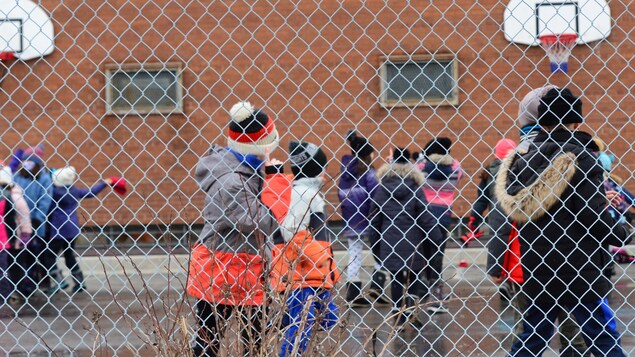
[380, 54, 459, 107]
[105, 63, 183, 115]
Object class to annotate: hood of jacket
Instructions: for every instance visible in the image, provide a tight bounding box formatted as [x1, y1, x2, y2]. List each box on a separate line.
[376, 162, 424, 199]
[196, 145, 259, 192]
[426, 154, 453, 166]
[495, 130, 597, 224]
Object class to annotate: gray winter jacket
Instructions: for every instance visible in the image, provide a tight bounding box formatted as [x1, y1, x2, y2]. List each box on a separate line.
[196, 145, 277, 255]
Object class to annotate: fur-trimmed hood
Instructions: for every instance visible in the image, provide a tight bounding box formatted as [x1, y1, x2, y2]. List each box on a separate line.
[376, 163, 425, 186]
[495, 151, 577, 224]
[427, 154, 454, 166]
[495, 130, 601, 225]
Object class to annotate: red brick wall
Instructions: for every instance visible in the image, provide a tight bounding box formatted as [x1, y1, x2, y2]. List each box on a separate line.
[1, 0, 633, 226]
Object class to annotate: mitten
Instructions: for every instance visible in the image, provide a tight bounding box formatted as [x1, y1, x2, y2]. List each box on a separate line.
[460, 216, 483, 246]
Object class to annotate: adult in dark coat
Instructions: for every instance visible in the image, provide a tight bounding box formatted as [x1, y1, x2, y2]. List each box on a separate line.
[496, 88, 632, 357]
[368, 148, 442, 323]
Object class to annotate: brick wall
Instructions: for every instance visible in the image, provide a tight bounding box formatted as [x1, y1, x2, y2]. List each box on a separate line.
[1, 0, 633, 227]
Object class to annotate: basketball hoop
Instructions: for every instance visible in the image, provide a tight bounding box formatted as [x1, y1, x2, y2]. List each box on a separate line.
[539, 34, 578, 74]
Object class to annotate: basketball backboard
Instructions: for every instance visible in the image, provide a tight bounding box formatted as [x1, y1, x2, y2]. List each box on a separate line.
[503, 0, 611, 46]
[0, 0, 54, 60]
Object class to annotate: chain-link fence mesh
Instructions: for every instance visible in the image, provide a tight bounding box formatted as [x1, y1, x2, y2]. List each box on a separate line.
[1, 0, 635, 356]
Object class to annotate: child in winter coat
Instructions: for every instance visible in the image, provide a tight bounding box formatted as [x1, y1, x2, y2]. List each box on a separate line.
[337, 131, 386, 306]
[369, 148, 442, 326]
[43, 167, 115, 294]
[11, 151, 52, 297]
[0, 165, 31, 307]
[416, 137, 463, 313]
[263, 141, 340, 357]
[187, 101, 280, 357]
[461, 139, 516, 246]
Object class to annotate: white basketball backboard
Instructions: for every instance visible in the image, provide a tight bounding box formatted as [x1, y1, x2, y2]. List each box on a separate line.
[503, 0, 611, 46]
[0, 0, 54, 60]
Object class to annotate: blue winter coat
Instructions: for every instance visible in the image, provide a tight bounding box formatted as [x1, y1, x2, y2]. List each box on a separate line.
[337, 155, 378, 237]
[49, 182, 108, 240]
[13, 172, 53, 238]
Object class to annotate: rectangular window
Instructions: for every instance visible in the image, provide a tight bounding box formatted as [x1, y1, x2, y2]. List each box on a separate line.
[105, 63, 183, 115]
[380, 54, 459, 107]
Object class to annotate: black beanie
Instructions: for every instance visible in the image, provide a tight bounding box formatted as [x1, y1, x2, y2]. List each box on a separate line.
[424, 137, 452, 156]
[538, 88, 583, 126]
[289, 141, 327, 179]
[392, 147, 411, 164]
[346, 131, 374, 158]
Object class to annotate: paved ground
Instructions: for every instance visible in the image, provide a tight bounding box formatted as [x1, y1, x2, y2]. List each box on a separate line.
[1, 250, 635, 356]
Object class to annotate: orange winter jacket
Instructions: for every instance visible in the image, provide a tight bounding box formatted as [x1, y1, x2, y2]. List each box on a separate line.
[262, 173, 341, 292]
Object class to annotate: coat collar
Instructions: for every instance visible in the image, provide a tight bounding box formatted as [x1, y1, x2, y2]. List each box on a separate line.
[376, 163, 425, 186]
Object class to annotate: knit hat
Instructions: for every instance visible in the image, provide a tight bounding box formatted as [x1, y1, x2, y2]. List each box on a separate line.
[424, 137, 452, 156]
[289, 141, 327, 179]
[517, 85, 557, 128]
[0, 166, 12, 186]
[52, 166, 76, 187]
[226, 101, 279, 156]
[392, 147, 411, 164]
[538, 87, 583, 126]
[20, 151, 44, 167]
[494, 139, 517, 160]
[23, 144, 45, 159]
[346, 131, 374, 158]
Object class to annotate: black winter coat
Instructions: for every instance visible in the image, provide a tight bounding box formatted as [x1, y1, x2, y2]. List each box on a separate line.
[495, 129, 632, 303]
[368, 163, 443, 273]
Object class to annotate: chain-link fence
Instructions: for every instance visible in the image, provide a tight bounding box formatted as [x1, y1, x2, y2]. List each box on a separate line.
[1, 0, 635, 356]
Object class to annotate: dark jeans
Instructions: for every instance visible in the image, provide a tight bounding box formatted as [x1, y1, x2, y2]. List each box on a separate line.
[510, 299, 625, 357]
[7, 243, 39, 297]
[0, 250, 10, 302]
[507, 282, 587, 354]
[42, 239, 84, 285]
[193, 301, 264, 357]
[423, 229, 449, 284]
[390, 269, 424, 311]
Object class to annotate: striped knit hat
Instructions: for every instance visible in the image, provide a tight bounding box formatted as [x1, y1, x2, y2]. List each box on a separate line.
[227, 101, 279, 156]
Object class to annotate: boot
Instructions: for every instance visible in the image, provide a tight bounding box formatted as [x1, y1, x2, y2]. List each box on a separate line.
[346, 282, 371, 307]
[368, 270, 391, 306]
[426, 281, 448, 314]
[71, 267, 86, 293]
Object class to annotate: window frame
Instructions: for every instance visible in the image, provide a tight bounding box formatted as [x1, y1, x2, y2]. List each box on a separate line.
[379, 54, 459, 108]
[105, 62, 184, 115]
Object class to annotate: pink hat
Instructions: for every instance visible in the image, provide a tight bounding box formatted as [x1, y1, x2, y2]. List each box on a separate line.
[495, 139, 517, 160]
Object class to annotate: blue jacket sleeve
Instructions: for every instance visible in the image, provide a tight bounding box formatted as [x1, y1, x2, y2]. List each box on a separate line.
[73, 182, 108, 199]
[33, 174, 53, 237]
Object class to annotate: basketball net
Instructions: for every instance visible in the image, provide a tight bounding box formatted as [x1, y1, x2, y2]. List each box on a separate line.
[0, 52, 15, 85]
[539, 34, 577, 74]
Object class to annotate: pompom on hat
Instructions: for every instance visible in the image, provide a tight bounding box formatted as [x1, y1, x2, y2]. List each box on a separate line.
[52, 167, 77, 187]
[226, 101, 279, 156]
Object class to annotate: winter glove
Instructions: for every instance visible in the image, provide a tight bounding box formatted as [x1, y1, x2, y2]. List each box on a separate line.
[611, 246, 634, 264]
[460, 216, 484, 247]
